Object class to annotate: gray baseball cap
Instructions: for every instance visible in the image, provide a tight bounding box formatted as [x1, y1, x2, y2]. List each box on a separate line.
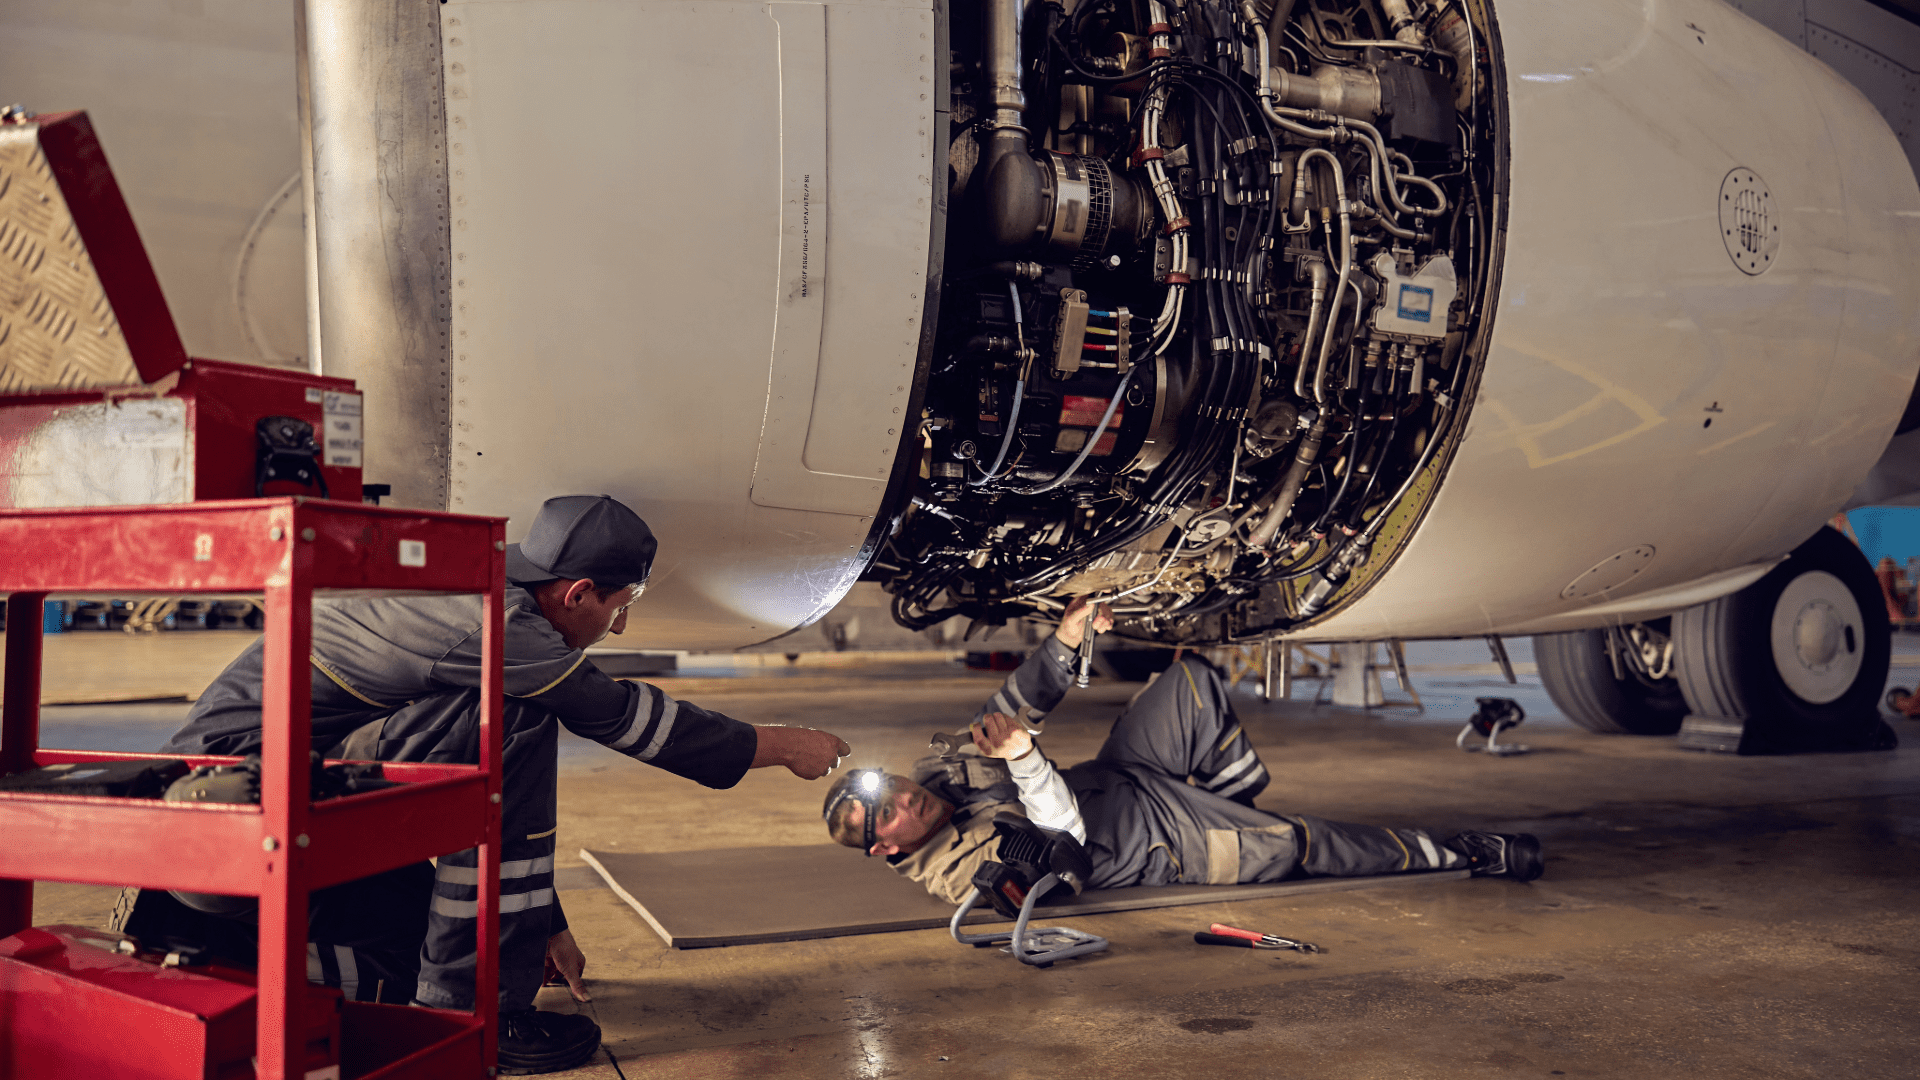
[504, 495, 657, 587]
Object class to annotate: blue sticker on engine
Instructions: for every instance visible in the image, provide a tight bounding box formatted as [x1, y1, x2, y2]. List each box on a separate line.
[1397, 284, 1434, 322]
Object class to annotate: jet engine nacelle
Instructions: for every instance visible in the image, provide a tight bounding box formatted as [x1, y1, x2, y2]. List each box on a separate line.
[1314, 0, 1920, 640]
[283, 0, 1918, 666]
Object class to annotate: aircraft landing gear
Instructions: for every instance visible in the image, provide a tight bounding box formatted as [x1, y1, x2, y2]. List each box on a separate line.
[1537, 527, 1893, 752]
[1535, 621, 1689, 736]
[1672, 526, 1892, 753]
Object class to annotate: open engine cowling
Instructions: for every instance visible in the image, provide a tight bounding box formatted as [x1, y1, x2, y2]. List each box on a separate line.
[873, 0, 1920, 644]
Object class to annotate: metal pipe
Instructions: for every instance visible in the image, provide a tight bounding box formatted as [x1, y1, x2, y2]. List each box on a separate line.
[1313, 273, 1357, 405]
[1249, 411, 1328, 548]
[1376, 0, 1430, 48]
[1295, 149, 1352, 406]
[292, 0, 323, 375]
[1291, 260, 1328, 400]
[985, 0, 1026, 128]
[301, 0, 453, 510]
[1271, 66, 1383, 121]
[1265, 0, 1301, 69]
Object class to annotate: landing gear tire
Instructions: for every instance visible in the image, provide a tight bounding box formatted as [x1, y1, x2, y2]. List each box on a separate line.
[1672, 526, 1891, 751]
[1534, 624, 1688, 735]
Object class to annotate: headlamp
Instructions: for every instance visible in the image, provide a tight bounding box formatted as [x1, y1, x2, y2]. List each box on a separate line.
[823, 768, 890, 856]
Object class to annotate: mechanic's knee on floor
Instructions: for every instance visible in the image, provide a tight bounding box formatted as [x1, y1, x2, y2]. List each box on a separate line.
[1204, 822, 1300, 885]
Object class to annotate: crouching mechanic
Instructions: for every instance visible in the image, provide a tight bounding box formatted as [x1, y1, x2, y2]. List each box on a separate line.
[150, 495, 850, 1075]
[823, 599, 1541, 903]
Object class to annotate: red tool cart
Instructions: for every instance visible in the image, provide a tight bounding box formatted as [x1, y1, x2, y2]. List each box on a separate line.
[0, 498, 507, 1079]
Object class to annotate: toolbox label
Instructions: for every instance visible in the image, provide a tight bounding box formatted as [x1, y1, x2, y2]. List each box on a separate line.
[322, 392, 364, 468]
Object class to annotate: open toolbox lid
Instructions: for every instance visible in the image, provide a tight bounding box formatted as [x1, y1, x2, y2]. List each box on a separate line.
[0, 109, 189, 391]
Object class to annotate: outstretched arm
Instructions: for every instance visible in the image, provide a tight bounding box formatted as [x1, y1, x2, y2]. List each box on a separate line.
[750, 725, 852, 779]
[972, 712, 1087, 843]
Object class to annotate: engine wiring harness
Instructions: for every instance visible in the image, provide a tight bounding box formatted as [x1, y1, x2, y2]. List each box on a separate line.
[876, 0, 1500, 644]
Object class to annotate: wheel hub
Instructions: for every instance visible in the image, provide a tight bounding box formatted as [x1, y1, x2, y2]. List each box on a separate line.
[1769, 570, 1865, 705]
[1793, 600, 1844, 668]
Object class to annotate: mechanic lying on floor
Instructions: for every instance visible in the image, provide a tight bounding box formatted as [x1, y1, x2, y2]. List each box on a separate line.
[822, 599, 1542, 901]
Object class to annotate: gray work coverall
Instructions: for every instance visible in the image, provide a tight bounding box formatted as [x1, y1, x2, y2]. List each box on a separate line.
[162, 582, 756, 1011]
[897, 640, 1460, 898]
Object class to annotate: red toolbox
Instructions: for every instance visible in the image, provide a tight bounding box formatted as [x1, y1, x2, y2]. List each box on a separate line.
[0, 359, 364, 508]
[0, 925, 343, 1080]
[0, 110, 363, 510]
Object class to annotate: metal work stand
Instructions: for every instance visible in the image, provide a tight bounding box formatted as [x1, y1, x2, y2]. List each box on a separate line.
[0, 498, 507, 1078]
[949, 875, 1109, 968]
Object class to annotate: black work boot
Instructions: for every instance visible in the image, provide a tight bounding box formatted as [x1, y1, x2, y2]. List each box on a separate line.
[497, 1009, 601, 1075]
[1445, 831, 1544, 882]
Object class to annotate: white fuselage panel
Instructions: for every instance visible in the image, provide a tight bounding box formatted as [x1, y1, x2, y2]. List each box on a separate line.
[438, 0, 934, 648]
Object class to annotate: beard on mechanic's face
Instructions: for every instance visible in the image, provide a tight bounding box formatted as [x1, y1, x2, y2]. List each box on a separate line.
[873, 779, 950, 853]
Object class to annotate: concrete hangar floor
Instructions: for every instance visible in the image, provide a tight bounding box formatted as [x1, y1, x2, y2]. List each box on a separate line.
[28, 636, 1920, 1079]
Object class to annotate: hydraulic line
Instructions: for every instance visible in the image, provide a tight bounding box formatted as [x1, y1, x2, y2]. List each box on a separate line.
[1021, 366, 1136, 494]
[972, 281, 1029, 484]
[891, 0, 1488, 634]
[1248, 410, 1328, 548]
[1296, 340, 1473, 617]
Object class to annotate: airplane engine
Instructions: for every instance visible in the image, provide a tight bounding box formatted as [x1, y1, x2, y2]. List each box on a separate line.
[283, 0, 1920, 747]
[875, 0, 1920, 648]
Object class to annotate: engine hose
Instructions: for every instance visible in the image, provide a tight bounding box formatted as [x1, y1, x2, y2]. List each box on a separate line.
[1292, 260, 1331, 399]
[1311, 401, 1371, 534]
[971, 281, 1029, 484]
[1343, 375, 1410, 524]
[1248, 410, 1328, 547]
[1020, 366, 1135, 495]
[1297, 341, 1475, 617]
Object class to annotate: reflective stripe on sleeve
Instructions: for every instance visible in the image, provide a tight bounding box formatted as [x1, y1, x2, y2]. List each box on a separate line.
[1205, 748, 1259, 789]
[1001, 678, 1032, 713]
[1213, 763, 1267, 800]
[431, 888, 555, 919]
[311, 658, 388, 708]
[433, 855, 555, 886]
[610, 684, 680, 758]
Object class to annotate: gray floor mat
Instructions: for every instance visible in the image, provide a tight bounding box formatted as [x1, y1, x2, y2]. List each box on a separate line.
[581, 845, 1468, 948]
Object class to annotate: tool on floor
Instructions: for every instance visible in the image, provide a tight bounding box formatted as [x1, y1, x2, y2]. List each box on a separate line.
[951, 814, 1108, 968]
[929, 706, 1045, 757]
[1457, 696, 1531, 756]
[1204, 923, 1321, 953]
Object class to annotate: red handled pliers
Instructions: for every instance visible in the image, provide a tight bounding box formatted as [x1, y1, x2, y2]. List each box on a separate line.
[1193, 922, 1321, 953]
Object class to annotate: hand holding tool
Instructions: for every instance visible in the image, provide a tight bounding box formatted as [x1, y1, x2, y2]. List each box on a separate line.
[1206, 922, 1322, 953]
[1074, 629, 1097, 688]
[1069, 600, 1104, 689]
[930, 705, 1044, 757]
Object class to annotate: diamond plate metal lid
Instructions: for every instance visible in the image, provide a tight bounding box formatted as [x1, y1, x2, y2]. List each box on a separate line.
[0, 110, 187, 391]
